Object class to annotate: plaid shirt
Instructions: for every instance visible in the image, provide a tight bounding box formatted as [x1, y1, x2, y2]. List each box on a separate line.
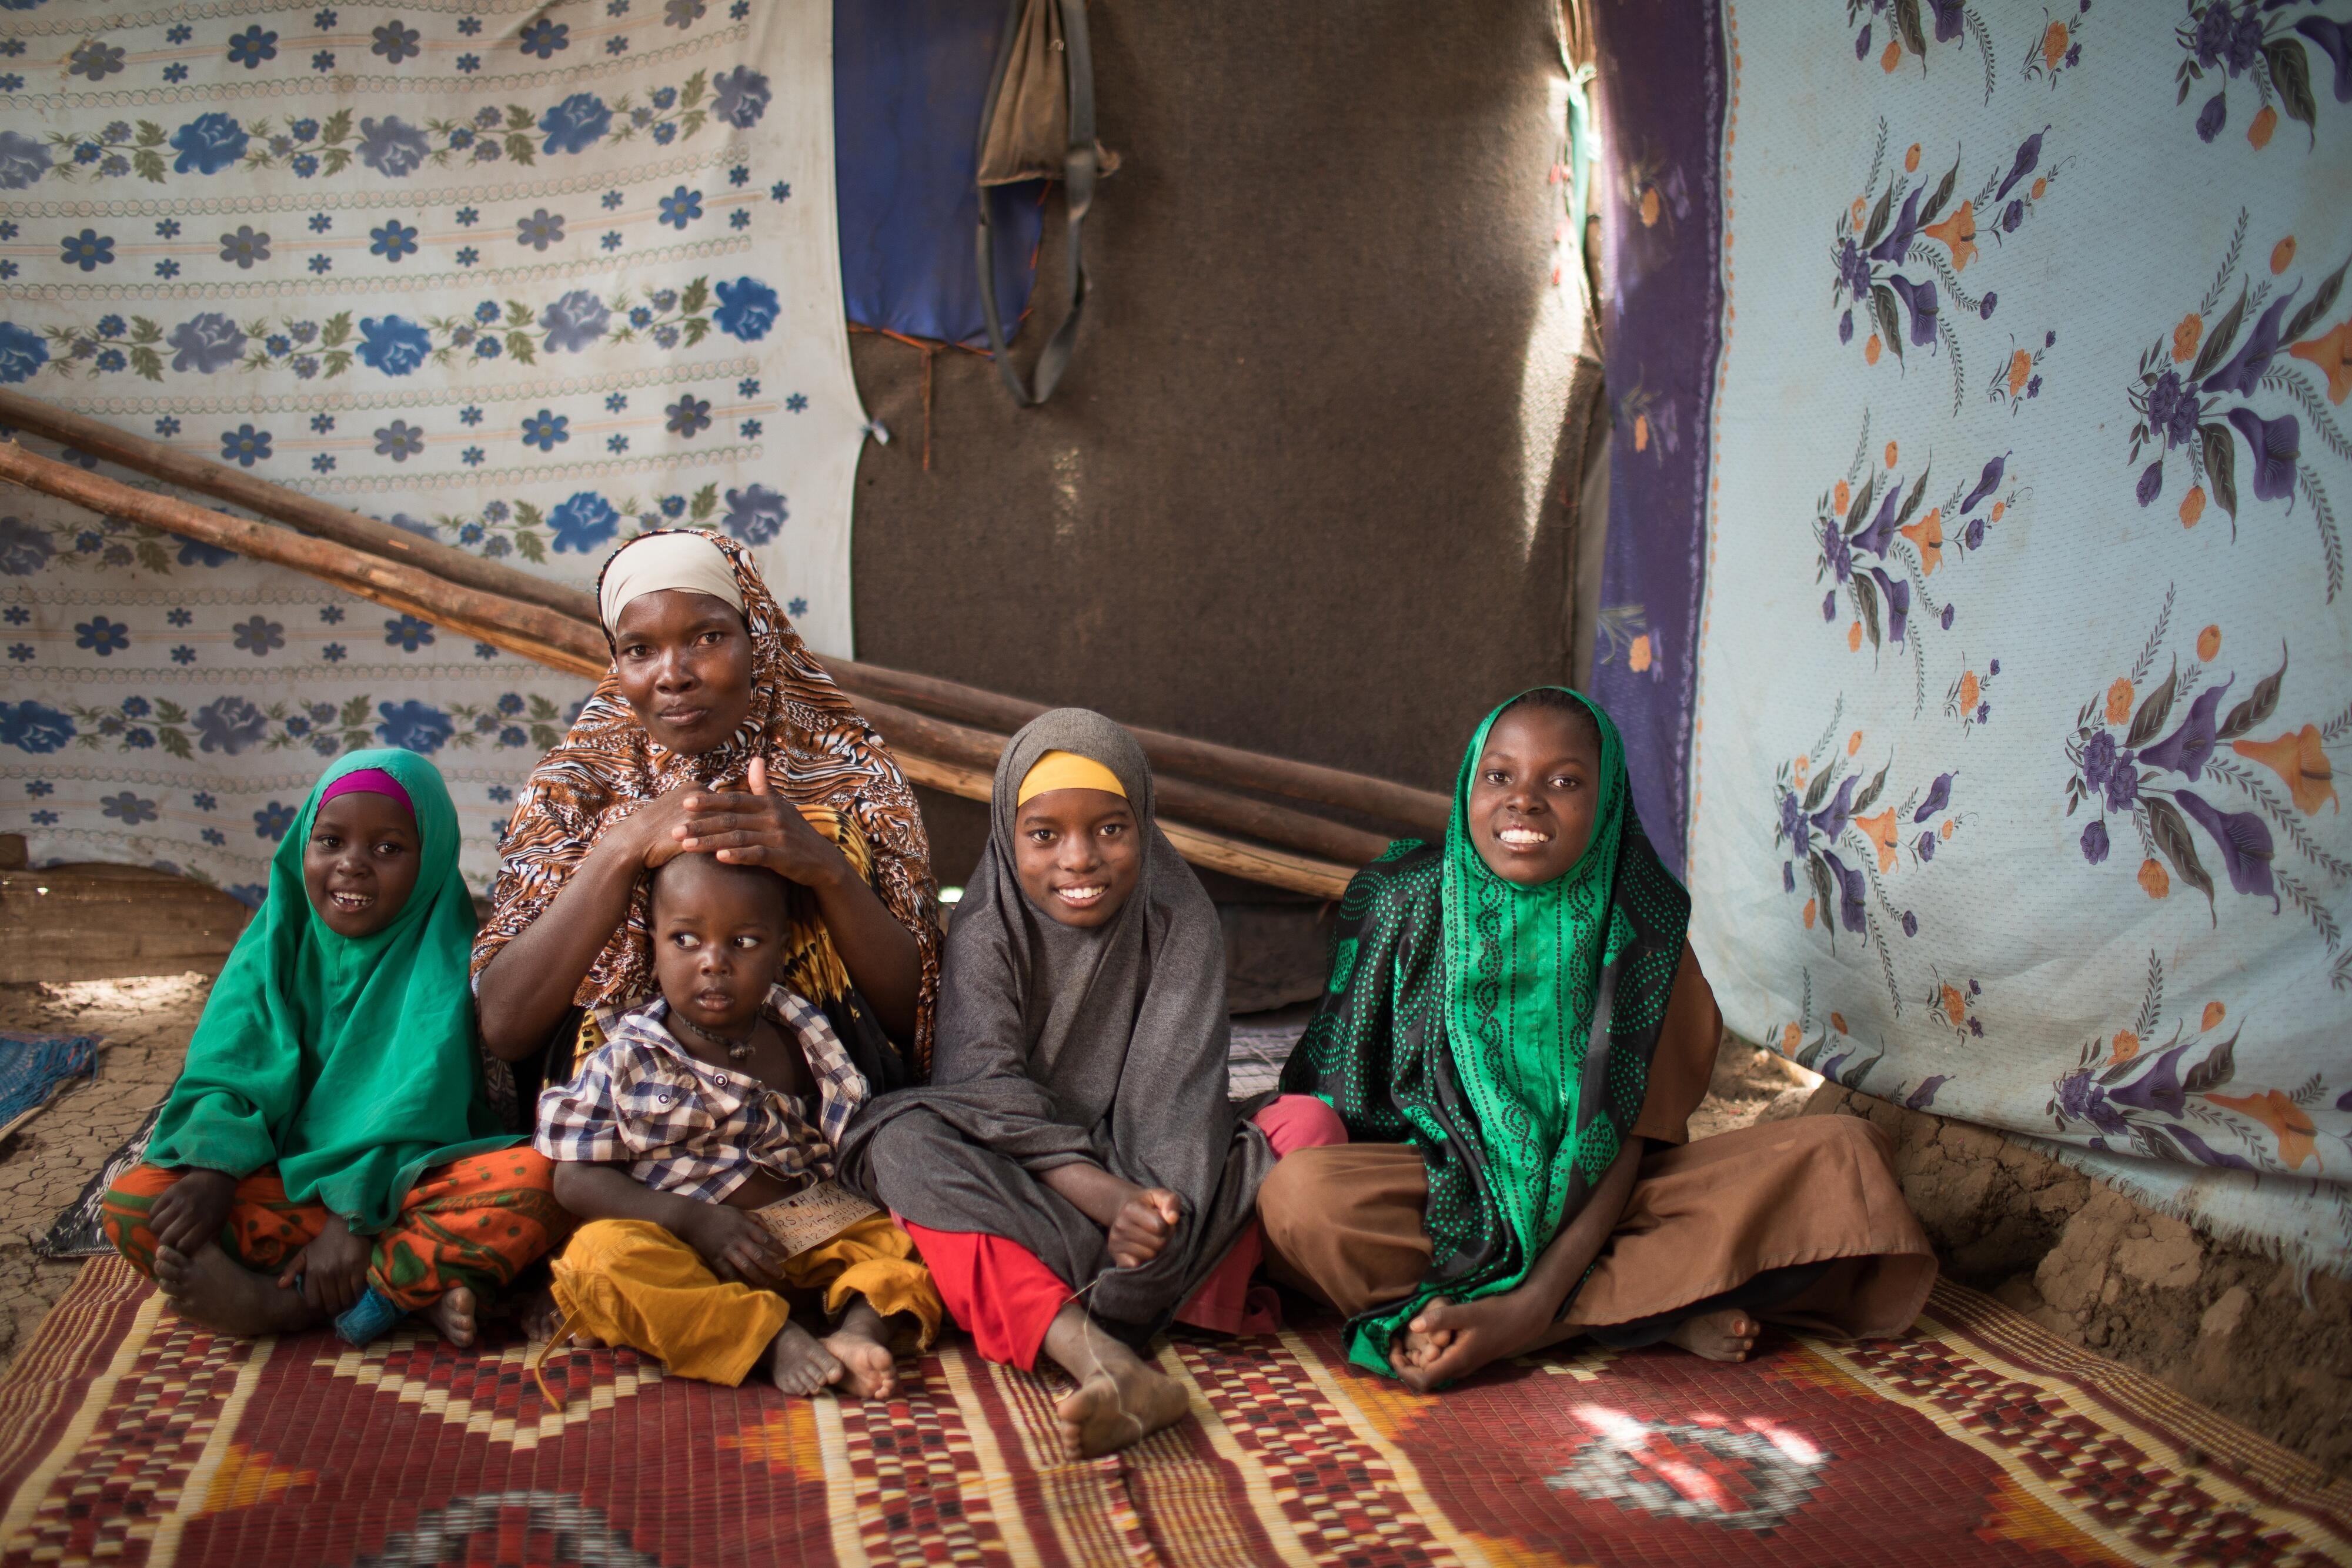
[534, 985, 868, 1203]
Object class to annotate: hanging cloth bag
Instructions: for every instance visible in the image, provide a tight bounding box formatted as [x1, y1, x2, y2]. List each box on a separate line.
[974, 0, 1105, 406]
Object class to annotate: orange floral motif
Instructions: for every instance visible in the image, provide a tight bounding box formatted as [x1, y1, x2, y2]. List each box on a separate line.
[1881, 37, 1903, 71]
[1865, 334, 1883, 366]
[1850, 198, 1866, 231]
[1847, 620, 1863, 651]
[2110, 1029, 2139, 1063]
[1905, 143, 1920, 172]
[1780, 1022, 1801, 1052]
[2041, 21, 2069, 69]
[1803, 898, 1818, 930]
[2271, 236, 2297, 275]
[2233, 727, 2337, 815]
[2007, 350, 2034, 398]
[2207, 1089, 2317, 1171]
[2172, 313, 2203, 363]
[1990, 500, 2006, 521]
[1847, 730, 1863, 755]
[2030, 176, 2047, 200]
[1830, 1011, 1849, 1034]
[2288, 319, 2352, 404]
[1940, 986, 1966, 1024]
[1833, 479, 1852, 513]
[2201, 1001, 2226, 1030]
[1922, 201, 1977, 271]
[2105, 677, 2135, 726]
[1634, 414, 1651, 451]
[2180, 486, 2206, 528]
[1640, 187, 1661, 227]
[1793, 754, 1811, 785]
[1884, 441, 1899, 468]
[2197, 624, 2221, 661]
[1855, 808, 1899, 872]
[1940, 820, 1954, 840]
[2248, 105, 2277, 149]
[2139, 857, 2170, 898]
[1900, 507, 1944, 573]
[1957, 670, 1980, 713]
[1628, 634, 1653, 674]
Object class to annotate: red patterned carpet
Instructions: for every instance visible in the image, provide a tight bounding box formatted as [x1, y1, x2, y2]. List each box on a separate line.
[2, 1257, 2346, 1566]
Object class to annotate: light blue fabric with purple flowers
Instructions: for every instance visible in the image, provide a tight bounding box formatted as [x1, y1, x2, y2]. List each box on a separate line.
[1621, 3, 2352, 1271]
[0, 0, 867, 902]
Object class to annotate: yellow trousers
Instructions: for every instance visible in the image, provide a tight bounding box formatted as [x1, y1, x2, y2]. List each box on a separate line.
[544, 1211, 944, 1390]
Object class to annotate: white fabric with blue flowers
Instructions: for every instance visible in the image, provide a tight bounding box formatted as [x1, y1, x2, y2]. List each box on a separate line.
[0, 0, 866, 902]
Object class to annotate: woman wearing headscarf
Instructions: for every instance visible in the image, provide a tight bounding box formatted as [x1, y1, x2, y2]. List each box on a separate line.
[102, 750, 565, 1348]
[1267, 688, 1934, 1390]
[839, 709, 1345, 1459]
[472, 530, 939, 1111]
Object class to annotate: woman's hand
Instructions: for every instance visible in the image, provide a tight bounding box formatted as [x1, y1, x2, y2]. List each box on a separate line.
[674, 758, 850, 889]
[619, 782, 698, 872]
[1107, 1188, 1183, 1268]
[680, 1202, 790, 1288]
[1389, 1289, 1549, 1392]
[280, 1213, 372, 1315]
[150, 1168, 238, 1255]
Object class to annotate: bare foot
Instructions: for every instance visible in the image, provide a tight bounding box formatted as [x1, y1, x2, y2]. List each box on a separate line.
[821, 1300, 901, 1400]
[156, 1243, 319, 1337]
[1041, 1305, 1190, 1459]
[1665, 1308, 1761, 1363]
[1388, 1322, 1451, 1378]
[767, 1320, 845, 1396]
[422, 1286, 476, 1348]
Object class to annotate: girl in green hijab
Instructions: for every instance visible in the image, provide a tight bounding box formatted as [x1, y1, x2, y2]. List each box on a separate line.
[102, 750, 568, 1348]
[1272, 689, 1934, 1388]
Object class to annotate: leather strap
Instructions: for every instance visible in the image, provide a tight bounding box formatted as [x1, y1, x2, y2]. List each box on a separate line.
[975, 0, 1097, 406]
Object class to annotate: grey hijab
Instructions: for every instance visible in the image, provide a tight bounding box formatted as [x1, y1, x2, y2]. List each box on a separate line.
[838, 708, 1273, 1342]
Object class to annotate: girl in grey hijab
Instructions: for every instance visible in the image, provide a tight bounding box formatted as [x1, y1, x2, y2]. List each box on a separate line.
[840, 708, 1342, 1457]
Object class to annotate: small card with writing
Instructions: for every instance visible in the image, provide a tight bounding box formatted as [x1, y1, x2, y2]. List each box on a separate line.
[753, 1179, 882, 1258]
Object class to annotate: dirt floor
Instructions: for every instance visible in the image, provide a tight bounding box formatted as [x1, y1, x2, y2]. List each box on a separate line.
[0, 859, 2342, 1477]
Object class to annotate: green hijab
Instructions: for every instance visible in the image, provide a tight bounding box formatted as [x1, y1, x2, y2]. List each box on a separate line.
[147, 748, 516, 1232]
[1281, 688, 1690, 1375]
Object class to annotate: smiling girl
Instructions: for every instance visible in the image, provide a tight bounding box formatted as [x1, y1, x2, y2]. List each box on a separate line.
[1269, 688, 1934, 1389]
[839, 710, 1344, 1460]
[101, 751, 564, 1347]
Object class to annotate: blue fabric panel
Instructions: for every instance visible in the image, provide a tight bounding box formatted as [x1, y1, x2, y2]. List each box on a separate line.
[836, 0, 1045, 346]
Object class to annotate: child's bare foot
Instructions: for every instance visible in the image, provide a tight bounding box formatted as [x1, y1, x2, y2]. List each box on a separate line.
[1041, 1304, 1189, 1459]
[820, 1300, 901, 1400]
[1665, 1308, 1760, 1363]
[1388, 1322, 1452, 1377]
[156, 1243, 319, 1337]
[767, 1320, 845, 1396]
[422, 1286, 476, 1348]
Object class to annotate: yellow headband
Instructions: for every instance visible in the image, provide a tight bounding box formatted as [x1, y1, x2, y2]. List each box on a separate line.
[1017, 750, 1128, 806]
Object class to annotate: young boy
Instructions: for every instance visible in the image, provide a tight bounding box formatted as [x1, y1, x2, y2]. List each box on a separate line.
[534, 851, 942, 1398]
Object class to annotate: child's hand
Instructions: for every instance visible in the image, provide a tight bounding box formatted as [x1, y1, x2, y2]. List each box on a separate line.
[280, 1213, 372, 1314]
[1107, 1188, 1182, 1268]
[150, 1168, 238, 1255]
[682, 1203, 789, 1287]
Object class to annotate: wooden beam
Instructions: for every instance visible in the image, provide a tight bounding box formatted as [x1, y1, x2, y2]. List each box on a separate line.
[828, 661, 1451, 838]
[0, 386, 600, 623]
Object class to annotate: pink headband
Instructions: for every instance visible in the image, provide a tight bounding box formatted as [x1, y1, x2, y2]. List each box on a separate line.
[319, 768, 415, 820]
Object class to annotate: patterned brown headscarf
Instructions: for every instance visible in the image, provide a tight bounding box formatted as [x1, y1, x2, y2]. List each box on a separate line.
[472, 530, 940, 1072]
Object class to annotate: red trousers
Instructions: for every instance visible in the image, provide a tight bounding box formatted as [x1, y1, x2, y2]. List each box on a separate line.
[904, 1094, 1345, 1370]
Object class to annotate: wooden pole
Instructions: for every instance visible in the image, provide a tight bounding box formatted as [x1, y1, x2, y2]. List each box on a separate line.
[0, 389, 1441, 835]
[0, 442, 1361, 898]
[0, 386, 599, 624]
[855, 697, 1392, 868]
[829, 661, 1451, 838]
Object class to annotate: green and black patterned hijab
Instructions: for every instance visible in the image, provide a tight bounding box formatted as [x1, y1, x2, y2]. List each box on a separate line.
[1281, 688, 1690, 1375]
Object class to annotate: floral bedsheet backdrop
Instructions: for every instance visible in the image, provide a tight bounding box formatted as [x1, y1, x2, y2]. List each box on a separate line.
[0, 0, 867, 900]
[1591, 0, 2352, 1271]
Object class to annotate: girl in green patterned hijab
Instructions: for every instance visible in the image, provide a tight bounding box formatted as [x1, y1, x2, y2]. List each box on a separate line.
[1282, 687, 1691, 1378]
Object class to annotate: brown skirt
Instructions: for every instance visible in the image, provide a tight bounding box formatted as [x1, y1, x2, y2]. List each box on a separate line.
[1256, 1114, 1936, 1339]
